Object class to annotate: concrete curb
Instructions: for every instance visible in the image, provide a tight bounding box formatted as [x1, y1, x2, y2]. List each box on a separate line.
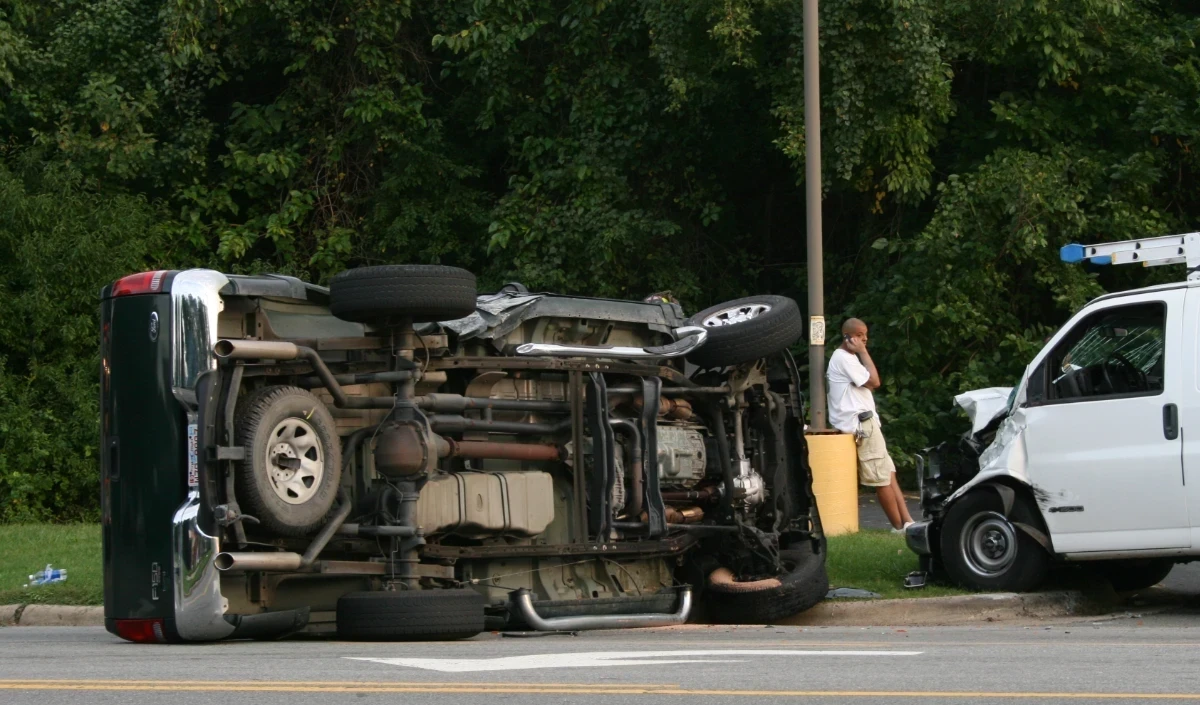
[782, 590, 1100, 626]
[2, 604, 104, 627]
[1, 591, 1108, 630]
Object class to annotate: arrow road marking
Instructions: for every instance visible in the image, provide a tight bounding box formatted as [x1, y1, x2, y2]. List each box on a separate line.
[347, 649, 922, 673]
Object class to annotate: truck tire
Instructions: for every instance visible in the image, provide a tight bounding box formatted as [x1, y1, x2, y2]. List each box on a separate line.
[336, 589, 486, 641]
[685, 295, 803, 369]
[236, 386, 342, 537]
[329, 264, 477, 323]
[704, 544, 828, 624]
[940, 490, 1049, 592]
[1094, 558, 1175, 592]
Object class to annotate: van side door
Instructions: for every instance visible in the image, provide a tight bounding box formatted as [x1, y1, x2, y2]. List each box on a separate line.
[1020, 290, 1187, 553]
[1181, 286, 1200, 547]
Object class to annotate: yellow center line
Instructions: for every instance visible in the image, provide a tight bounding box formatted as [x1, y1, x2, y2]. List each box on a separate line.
[2, 680, 1200, 699]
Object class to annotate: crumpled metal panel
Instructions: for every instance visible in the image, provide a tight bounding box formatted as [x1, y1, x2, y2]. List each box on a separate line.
[953, 386, 1014, 435]
[437, 293, 543, 340]
[948, 406, 1031, 505]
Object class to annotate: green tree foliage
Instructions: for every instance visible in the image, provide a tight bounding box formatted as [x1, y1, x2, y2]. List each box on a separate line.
[0, 159, 161, 520]
[0, 0, 1198, 517]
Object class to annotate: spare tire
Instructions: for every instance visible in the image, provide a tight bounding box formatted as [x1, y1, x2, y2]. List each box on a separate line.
[686, 295, 804, 369]
[236, 385, 342, 537]
[705, 544, 828, 624]
[329, 265, 477, 323]
[337, 589, 486, 641]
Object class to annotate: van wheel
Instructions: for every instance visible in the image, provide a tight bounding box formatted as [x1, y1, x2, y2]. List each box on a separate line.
[941, 490, 1049, 592]
[329, 264, 477, 323]
[1094, 558, 1175, 592]
[685, 295, 804, 369]
[704, 544, 828, 623]
[337, 589, 486, 641]
[236, 386, 342, 537]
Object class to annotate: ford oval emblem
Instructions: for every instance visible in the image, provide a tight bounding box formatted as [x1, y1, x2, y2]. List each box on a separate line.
[149, 311, 159, 341]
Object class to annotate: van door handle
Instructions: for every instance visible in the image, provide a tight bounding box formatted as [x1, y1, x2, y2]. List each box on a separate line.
[1163, 404, 1179, 441]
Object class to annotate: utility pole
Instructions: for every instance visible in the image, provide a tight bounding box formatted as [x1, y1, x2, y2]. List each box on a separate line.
[803, 0, 827, 431]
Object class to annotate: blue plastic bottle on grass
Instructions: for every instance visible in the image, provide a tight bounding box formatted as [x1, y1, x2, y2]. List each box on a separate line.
[25, 564, 67, 587]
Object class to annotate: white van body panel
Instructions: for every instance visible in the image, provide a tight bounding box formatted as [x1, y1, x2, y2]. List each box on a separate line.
[949, 281, 1200, 558]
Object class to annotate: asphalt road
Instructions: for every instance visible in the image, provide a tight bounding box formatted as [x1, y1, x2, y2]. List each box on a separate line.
[5, 616, 1200, 704]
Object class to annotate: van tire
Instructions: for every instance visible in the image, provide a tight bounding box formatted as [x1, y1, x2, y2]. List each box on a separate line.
[704, 544, 828, 624]
[336, 589, 486, 641]
[329, 265, 477, 323]
[685, 295, 803, 369]
[236, 386, 342, 537]
[941, 490, 1049, 592]
[1094, 558, 1175, 592]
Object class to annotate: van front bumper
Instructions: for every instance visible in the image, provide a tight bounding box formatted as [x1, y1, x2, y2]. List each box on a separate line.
[905, 520, 933, 556]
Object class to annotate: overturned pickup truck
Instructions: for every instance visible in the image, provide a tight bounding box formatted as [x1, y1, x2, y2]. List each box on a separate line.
[100, 265, 827, 643]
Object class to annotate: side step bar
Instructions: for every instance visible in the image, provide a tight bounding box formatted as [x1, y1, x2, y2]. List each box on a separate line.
[516, 326, 707, 359]
[511, 587, 693, 631]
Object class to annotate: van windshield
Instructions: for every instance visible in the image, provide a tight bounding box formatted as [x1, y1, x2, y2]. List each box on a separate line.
[1047, 302, 1165, 400]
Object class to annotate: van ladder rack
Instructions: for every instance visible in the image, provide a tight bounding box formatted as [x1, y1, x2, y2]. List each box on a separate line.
[1061, 232, 1200, 280]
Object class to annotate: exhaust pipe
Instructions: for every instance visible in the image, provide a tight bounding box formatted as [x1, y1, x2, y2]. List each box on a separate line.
[217, 488, 355, 574]
[214, 339, 300, 361]
[215, 552, 302, 572]
[215, 339, 399, 409]
[511, 587, 692, 631]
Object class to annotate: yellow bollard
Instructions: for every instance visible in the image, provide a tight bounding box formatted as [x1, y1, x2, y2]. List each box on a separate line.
[805, 432, 859, 536]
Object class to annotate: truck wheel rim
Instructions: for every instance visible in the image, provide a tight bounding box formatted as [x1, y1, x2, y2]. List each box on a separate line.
[960, 511, 1017, 577]
[265, 417, 324, 505]
[702, 303, 771, 327]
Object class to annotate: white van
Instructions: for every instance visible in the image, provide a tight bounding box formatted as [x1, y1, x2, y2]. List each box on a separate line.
[906, 233, 1200, 592]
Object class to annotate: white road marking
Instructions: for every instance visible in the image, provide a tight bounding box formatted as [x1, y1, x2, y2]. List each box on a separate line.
[348, 649, 922, 673]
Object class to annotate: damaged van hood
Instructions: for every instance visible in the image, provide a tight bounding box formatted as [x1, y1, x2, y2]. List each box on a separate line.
[954, 387, 1013, 435]
[947, 386, 1031, 503]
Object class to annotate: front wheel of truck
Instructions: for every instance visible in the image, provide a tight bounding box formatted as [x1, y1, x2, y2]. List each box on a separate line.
[703, 544, 829, 624]
[941, 490, 1049, 592]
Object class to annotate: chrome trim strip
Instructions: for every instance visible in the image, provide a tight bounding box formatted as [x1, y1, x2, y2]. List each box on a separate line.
[172, 490, 234, 641]
[512, 587, 693, 631]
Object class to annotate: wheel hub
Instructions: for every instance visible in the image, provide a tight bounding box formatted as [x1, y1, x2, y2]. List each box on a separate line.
[702, 303, 771, 327]
[960, 511, 1018, 578]
[265, 417, 324, 505]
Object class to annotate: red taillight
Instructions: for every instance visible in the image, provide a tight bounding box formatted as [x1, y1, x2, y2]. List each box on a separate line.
[112, 271, 167, 297]
[114, 618, 167, 644]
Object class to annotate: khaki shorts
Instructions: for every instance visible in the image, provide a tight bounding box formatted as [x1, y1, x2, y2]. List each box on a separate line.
[855, 416, 896, 487]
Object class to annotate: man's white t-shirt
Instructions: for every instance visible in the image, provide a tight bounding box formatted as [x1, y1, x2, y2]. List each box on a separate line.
[827, 348, 876, 434]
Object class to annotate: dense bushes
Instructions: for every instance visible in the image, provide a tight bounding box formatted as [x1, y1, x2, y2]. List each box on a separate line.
[1, 1, 1198, 518]
[0, 162, 161, 520]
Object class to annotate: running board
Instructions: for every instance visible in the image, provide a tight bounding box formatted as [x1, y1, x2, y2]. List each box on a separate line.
[510, 587, 692, 631]
[515, 326, 707, 359]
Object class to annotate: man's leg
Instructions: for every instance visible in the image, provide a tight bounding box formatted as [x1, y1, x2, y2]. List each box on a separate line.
[888, 472, 914, 525]
[875, 485, 904, 529]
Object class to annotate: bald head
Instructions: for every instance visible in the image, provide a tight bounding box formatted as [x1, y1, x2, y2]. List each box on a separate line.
[842, 318, 867, 336]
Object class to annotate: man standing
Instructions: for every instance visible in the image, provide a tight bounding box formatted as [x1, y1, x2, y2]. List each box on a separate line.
[827, 318, 914, 531]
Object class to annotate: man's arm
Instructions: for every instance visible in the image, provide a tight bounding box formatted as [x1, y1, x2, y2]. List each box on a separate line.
[856, 348, 882, 390]
[844, 339, 882, 390]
